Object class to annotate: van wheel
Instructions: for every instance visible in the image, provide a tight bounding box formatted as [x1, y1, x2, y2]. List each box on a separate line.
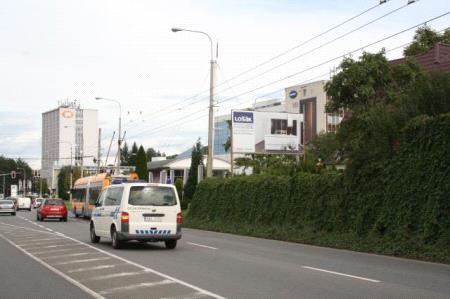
[165, 240, 177, 249]
[111, 228, 122, 249]
[90, 224, 100, 243]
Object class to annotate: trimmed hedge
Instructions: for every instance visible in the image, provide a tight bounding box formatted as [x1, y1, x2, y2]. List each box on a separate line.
[186, 114, 450, 263]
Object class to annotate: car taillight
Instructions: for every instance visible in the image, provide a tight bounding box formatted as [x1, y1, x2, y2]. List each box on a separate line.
[176, 212, 182, 224]
[121, 211, 129, 223]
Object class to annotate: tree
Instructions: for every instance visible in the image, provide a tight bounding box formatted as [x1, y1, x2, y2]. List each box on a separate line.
[121, 142, 130, 166]
[183, 139, 204, 203]
[37, 178, 49, 196]
[309, 132, 340, 164]
[135, 146, 148, 181]
[146, 147, 164, 162]
[404, 26, 450, 57]
[129, 142, 138, 166]
[174, 178, 185, 208]
[57, 166, 81, 200]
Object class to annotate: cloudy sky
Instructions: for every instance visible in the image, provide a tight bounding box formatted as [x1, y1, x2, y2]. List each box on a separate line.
[0, 0, 448, 168]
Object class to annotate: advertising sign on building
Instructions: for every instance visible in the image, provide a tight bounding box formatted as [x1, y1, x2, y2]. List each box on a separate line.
[232, 110, 303, 155]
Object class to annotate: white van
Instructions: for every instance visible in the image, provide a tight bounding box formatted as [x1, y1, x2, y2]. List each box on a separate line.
[90, 183, 182, 249]
[17, 197, 32, 211]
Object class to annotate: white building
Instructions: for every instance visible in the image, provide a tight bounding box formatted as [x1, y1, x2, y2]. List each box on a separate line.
[41, 100, 99, 189]
[284, 80, 343, 143]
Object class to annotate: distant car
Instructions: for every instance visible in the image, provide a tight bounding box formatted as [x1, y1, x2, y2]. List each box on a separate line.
[90, 183, 182, 249]
[17, 197, 32, 211]
[37, 199, 68, 222]
[0, 200, 16, 216]
[34, 198, 44, 209]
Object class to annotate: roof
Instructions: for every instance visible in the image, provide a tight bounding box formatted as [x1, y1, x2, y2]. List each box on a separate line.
[390, 43, 450, 73]
[148, 155, 230, 171]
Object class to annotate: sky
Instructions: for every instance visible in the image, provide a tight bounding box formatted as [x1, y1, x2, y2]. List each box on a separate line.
[0, 0, 448, 168]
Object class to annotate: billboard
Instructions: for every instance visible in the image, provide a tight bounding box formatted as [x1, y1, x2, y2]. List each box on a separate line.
[232, 110, 303, 155]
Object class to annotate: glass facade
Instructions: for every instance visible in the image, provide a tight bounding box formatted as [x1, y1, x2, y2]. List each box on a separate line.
[214, 120, 230, 156]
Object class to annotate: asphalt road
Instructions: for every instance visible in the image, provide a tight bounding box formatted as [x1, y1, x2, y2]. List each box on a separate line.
[0, 210, 449, 299]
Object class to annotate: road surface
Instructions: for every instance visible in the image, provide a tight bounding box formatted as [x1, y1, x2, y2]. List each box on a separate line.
[0, 211, 449, 298]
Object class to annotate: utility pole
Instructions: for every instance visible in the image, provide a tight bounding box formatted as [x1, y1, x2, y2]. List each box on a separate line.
[95, 97, 122, 175]
[97, 128, 102, 173]
[171, 27, 216, 177]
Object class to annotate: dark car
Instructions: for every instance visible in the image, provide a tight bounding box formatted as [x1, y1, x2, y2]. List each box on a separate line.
[37, 199, 68, 222]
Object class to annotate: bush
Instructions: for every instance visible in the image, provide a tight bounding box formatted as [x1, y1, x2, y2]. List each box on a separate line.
[186, 114, 450, 263]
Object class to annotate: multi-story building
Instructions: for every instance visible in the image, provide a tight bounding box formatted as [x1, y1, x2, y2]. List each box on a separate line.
[41, 100, 98, 189]
[213, 98, 285, 157]
[284, 80, 343, 143]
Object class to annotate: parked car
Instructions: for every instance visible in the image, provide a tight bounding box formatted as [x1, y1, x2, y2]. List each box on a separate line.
[34, 198, 44, 209]
[37, 199, 67, 222]
[90, 183, 182, 249]
[0, 200, 16, 216]
[16, 197, 32, 211]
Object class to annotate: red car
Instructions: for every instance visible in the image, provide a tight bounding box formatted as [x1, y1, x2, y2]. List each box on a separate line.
[37, 199, 68, 222]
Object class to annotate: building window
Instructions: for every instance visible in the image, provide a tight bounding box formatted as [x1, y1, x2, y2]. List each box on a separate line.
[303, 89, 307, 97]
[287, 120, 297, 136]
[271, 119, 287, 135]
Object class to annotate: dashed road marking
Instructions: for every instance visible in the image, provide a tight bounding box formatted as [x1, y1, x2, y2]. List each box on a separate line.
[98, 280, 176, 295]
[187, 242, 218, 250]
[85, 270, 148, 281]
[42, 252, 95, 260]
[0, 221, 224, 299]
[301, 266, 381, 283]
[67, 264, 119, 274]
[53, 257, 111, 266]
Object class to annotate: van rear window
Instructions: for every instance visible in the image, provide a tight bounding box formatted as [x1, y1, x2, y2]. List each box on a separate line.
[128, 186, 177, 206]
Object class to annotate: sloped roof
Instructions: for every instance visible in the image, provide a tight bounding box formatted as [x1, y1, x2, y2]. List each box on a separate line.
[390, 43, 450, 73]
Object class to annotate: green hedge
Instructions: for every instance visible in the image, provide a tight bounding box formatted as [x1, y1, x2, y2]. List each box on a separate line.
[186, 114, 450, 263]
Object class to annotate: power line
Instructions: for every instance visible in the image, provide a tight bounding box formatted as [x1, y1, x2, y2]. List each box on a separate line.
[104, 1, 390, 133]
[126, 13, 449, 140]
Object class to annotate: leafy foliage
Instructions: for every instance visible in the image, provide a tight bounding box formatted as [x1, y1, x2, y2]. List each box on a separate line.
[187, 114, 450, 263]
[57, 166, 81, 200]
[183, 139, 204, 203]
[0, 156, 33, 196]
[404, 26, 450, 56]
[135, 145, 148, 181]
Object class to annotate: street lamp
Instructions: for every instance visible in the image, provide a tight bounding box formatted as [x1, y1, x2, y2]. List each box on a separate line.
[171, 27, 216, 177]
[95, 97, 122, 175]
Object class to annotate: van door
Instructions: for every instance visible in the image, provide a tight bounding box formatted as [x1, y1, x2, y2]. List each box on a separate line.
[92, 189, 108, 236]
[102, 187, 124, 237]
[127, 186, 179, 236]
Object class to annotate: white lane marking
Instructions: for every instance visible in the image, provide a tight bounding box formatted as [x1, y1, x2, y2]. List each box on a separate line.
[23, 243, 78, 249]
[161, 292, 210, 299]
[16, 237, 62, 244]
[0, 233, 104, 299]
[42, 252, 95, 260]
[99, 280, 175, 295]
[0, 222, 225, 299]
[186, 242, 218, 250]
[53, 257, 111, 266]
[85, 271, 148, 281]
[67, 264, 119, 273]
[301, 266, 381, 283]
[32, 248, 82, 255]
[18, 240, 68, 247]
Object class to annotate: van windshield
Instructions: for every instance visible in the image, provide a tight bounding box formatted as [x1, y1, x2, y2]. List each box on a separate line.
[128, 186, 177, 206]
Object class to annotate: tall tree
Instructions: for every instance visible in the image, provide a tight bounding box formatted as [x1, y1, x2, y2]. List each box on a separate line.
[183, 139, 204, 202]
[146, 147, 163, 162]
[135, 145, 148, 181]
[121, 142, 130, 166]
[129, 142, 138, 166]
[404, 26, 450, 57]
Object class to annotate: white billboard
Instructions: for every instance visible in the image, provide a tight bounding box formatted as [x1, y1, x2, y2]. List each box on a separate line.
[232, 110, 303, 155]
[11, 185, 18, 197]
